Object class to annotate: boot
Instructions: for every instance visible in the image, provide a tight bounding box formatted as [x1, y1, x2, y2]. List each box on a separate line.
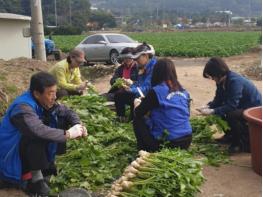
[26, 179, 50, 196]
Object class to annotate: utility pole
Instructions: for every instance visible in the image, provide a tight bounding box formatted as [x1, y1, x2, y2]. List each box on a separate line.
[31, 0, 46, 61]
[162, 0, 165, 21]
[54, 0, 57, 26]
[248, 0, 251, 22]
[69, 0, 72, 25]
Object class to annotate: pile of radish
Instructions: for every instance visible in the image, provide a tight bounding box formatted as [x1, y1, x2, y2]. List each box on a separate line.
[107, 149, 204, 197]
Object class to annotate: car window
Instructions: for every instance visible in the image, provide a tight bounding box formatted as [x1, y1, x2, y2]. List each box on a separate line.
[105, 35, 134, 43]
[83, 35, 105, 44]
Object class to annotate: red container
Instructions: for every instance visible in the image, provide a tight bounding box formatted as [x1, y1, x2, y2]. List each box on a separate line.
[243, 106, 262, 175]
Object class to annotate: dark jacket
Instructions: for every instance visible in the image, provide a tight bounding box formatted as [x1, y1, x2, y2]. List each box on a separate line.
[208, 71, 262, 116]
[110, 62, 138, 85]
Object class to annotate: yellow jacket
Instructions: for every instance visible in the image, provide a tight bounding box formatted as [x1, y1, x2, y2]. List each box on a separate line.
[49, 59, 82, 91]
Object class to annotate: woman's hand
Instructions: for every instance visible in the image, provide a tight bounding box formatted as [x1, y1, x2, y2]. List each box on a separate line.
[134, 98, 142, 109]
[197, 108, 215, 115]
[123, 78, 133, 86]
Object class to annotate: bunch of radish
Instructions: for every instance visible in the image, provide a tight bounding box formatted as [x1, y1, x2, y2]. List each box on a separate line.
[106, 149, 204, 197]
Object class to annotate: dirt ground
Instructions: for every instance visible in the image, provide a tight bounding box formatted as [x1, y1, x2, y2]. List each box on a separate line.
[0, 51, 261, 196]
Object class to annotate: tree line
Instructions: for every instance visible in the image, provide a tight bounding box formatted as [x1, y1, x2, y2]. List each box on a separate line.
[0, 0, 116, 34]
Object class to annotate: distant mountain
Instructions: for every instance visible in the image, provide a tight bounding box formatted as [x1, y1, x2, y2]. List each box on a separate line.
[90, 0, 262, 17]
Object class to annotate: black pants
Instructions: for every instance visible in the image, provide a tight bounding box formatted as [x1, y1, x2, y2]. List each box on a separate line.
[19, 136, 64, 176]
[114, 90, 136, 119]
[56, 89, 82, 100]
[225, 109, 250, 151]
[100, 92, 115, 102]
[133, 116, 192, 152]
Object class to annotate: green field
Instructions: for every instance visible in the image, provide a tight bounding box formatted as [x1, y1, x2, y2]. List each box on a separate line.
[52, 32, 261, 57]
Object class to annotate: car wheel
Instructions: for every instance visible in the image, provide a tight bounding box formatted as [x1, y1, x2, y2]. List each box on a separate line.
[109, 50, 119, 65]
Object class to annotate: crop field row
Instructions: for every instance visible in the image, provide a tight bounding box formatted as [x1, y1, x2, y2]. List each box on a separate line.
[52, 31, 260, 57]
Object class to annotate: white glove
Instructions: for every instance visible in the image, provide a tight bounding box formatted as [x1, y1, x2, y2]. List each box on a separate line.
[122, 84, 131, 91]
[67, 124, 83, 139]
[199, 108, 215, 115]
[81, 125, 88, 137]
[134, 98, 142, 109]
[123, 78, 133, 86]
[196, 105, 209, 110]
[76, 82, 87, 91]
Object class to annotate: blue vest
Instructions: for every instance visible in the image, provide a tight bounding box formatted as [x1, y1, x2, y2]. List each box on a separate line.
[0, 91, 57, 183]
[147, 83, 192, 141]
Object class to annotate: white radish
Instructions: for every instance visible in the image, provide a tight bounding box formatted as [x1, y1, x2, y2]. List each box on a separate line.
[131, 161, 140, 169]
[125, 166, 139, 174]
[121, 181, 133, 189]
[138, 150, 150, 157]
[111, 183, 121, 190]
[125, 172, 136, 179]
[120, 176, 128, 182]
[115, 178, 122, 184]
[111, 191, 121, 195]
[136, 157, 147, 165]
[112, 185, 122, 192]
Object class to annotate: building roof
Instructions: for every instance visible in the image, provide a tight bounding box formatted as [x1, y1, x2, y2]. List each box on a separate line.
[0, 13, 31, 21]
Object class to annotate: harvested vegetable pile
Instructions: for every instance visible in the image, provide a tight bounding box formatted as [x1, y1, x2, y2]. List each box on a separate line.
[50, 91, 137, 194]
[107, 150, 204, 197]
[190, 116, 230, 166]
[50, 90, 229, 196]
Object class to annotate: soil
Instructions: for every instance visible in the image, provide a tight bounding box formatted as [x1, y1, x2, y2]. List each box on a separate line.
[0, 50, 261, 196]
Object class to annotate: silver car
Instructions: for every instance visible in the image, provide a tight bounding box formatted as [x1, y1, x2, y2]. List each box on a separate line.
[76, 33, 150, 65]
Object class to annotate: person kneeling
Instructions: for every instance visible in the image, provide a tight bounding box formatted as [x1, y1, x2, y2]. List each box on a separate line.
[197, 57, 261, 154]
[114, 43, 156, 122]
[49, 49, 88, 99]
[0, 72, 87, 196]
[133, 59, 192, 152]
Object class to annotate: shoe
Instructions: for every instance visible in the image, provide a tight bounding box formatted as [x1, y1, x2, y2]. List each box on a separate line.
[26, 179, 50, 196]
[215, 134, 232, 144]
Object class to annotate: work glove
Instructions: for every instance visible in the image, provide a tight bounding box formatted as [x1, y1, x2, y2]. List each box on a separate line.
[196, 105, 209, 110]
[122, 84, 131, 91]
[123, 78, 133, 86]
[81, 125, 88, 137]
[134, 98, 142, 109]
[199, 108, 215, 115]
[76, 82, 87, 91]
[67, 124, 83, 139]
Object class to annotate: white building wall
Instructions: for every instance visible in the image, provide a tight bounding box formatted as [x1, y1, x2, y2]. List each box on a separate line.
[0, 19, 31, 60]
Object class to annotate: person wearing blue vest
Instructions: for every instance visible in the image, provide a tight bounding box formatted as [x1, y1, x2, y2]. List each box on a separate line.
[114, 43, 157, 122]
[197, 57, 262, 153]
[0, 72, 87, 196]
[133, 58, 192, 152]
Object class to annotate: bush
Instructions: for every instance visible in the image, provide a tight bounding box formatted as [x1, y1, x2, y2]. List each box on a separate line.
[45, 26, 83, 35]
